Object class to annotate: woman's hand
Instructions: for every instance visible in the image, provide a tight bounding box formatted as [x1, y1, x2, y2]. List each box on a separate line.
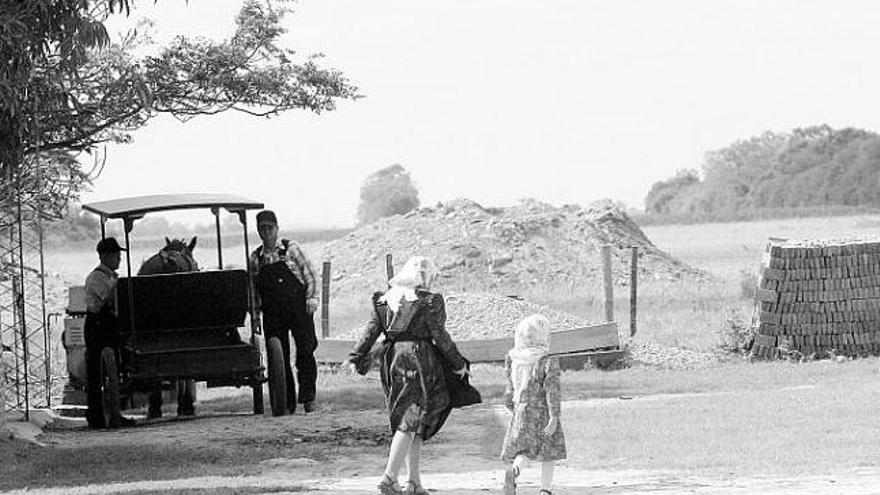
[543, 416, 558, 436]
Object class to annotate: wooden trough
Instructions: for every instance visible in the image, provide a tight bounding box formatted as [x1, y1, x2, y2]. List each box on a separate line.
[314, 322, 624, 370]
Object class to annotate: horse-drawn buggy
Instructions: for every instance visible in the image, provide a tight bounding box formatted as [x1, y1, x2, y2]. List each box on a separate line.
[62, 194, 272, 423]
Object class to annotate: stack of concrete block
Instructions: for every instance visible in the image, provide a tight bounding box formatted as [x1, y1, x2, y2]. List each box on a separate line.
[753, 239, 880, 358]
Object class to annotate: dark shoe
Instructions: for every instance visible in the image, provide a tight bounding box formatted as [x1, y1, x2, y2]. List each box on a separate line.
[503, 464, 518, 495]
[110, 415, 136, 428]
[304, 401, 316, 413]
[147, 408, 162, 420]
[377, 474, 404, 495]
[177, 407, 195, 417]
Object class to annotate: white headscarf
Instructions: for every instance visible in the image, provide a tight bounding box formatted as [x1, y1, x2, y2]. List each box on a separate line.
[380, 256, 439, 313]
[508, 314, 551, 403]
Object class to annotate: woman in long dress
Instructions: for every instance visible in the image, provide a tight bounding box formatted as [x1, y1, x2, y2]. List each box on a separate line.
[348, 256, 469, 495]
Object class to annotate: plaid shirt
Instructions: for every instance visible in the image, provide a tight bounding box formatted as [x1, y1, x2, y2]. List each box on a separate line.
[84, 263, 118, 315]
[249, 239, 318, 303]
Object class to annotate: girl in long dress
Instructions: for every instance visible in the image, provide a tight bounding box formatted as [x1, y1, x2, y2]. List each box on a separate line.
[500, 314, 567, 495]
[348, 256, 468, 495]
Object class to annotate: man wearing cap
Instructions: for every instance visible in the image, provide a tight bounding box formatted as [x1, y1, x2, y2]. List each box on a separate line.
[84, 237, 136, 428]
[250, 210, 320, 414]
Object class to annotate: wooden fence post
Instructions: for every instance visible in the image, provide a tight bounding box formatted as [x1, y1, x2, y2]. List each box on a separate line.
[630, 246, 638, 337]
[321, 261, 330, 338]
[386, 254, 394, 283]
[602, 245, 614, 322]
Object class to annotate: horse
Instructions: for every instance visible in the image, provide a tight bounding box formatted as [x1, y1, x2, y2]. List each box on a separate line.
[138, 236, 199, 419]
[139, 237, 200, 275]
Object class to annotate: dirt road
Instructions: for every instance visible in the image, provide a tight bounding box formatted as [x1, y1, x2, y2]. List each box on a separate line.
[6, 462, 880, 494]
[5, 397, 880, 495]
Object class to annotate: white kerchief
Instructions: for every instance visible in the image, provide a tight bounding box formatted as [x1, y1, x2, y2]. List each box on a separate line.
[380, 256, 439, 313]
[508, 314, 551, 403]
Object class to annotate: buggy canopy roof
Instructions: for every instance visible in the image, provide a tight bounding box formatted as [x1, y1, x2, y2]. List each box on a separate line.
[83, 193, 264, 219]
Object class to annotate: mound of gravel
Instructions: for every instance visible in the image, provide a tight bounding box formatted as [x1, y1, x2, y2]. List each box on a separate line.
[335, 291, 591, 341]
[320, 198, 705, 303]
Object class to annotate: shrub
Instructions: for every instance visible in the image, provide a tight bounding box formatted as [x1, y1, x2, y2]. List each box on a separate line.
[716, 308, 756, 355]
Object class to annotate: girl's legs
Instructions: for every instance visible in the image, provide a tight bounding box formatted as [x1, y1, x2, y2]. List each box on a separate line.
[540, 461, 555, 492]
[405, 434, 423, 486]
[383, 430, 415, 485]
[504, 455, 529, 495]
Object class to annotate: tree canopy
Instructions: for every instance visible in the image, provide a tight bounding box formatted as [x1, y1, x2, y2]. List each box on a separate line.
[357, 164, 420, 226]
[0, 0, 359, 221]
[644, 125, 880, 221]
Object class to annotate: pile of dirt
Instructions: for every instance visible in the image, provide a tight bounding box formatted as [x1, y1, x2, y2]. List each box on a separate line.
[320, 198, 704, 303]
[336, 292, 590, 341]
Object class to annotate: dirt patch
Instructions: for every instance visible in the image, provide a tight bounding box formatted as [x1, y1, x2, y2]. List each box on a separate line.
[234, 424, 392, 448]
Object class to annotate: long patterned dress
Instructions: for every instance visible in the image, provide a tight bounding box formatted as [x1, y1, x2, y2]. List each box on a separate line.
[500, 354, 567, 461]
[348, 290, 466, 441]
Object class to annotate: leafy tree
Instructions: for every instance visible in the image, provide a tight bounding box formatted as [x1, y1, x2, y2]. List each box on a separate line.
[643, 125, 880, 221]
[357, 164, 420, 225]
[0, 0, 358, 434]
[644, 168, 700, 214]
[1, 0, 359, 223]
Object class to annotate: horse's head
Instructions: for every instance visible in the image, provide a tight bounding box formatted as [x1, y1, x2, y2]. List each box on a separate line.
[138, 236, 200, 275]
[160, 236, 200, 273]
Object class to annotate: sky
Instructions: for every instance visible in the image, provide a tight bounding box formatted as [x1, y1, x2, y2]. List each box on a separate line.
[85, 0, 880, 229]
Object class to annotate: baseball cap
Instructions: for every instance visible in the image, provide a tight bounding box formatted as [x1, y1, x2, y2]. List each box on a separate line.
[256, 210, 278, 227]
[96, 237, 127, 254]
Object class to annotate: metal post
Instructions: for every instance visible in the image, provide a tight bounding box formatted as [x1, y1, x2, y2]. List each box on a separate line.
[386, 254, 394, 283]
[15, 168, 29, 420]
[36, 164, 49, 407]
[602, 245, 613, 322]
[630, 246, 638, 337]
[123, 218, 136, 351]
[212, 207, 223, 270]
[321, 261, 330, 338]
[238, 211, 258, 336]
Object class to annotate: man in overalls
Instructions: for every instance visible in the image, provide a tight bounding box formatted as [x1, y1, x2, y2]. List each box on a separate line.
[250, 210, 319, 414]
[84, 237, 136, 428]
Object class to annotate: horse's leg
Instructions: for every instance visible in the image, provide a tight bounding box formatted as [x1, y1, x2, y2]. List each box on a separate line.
[147, 383, 163, 419]
[177, 379, 196, 416]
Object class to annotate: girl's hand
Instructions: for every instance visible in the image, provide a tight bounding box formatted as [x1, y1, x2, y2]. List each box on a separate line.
[453, 366, 469, 378]
[543, 416, 558, 436]
[345, 361, 358, 375]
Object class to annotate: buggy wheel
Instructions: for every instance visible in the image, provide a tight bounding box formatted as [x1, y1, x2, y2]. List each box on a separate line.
[266, 337, 287, 416]
[99, 347, 120, 427]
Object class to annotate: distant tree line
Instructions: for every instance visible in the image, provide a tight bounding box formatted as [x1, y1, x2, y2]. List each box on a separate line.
[644, 125, 880, 222]
[43, 206, 352, 247]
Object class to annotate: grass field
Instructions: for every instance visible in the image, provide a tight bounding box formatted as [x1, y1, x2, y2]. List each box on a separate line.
[12, 214, 880, 492]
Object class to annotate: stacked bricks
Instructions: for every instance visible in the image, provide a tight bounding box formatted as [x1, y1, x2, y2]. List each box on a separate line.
[753, 239, 880, 358]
